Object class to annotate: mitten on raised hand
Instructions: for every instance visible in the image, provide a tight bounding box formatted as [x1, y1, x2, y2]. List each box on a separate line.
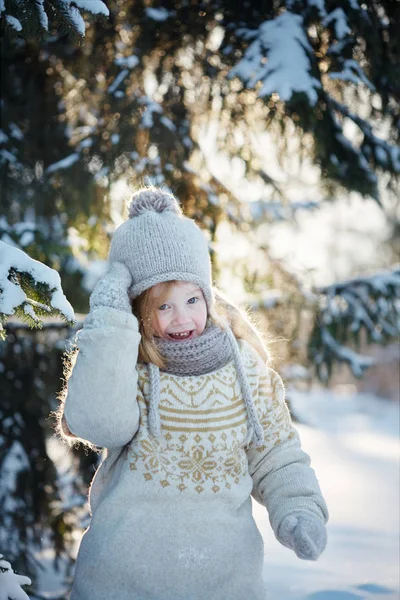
[277, 512, 327, 561]
[89, 262, 132, 313]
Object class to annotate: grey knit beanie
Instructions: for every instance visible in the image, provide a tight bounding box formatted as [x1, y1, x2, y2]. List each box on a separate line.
[109, 186, 213, 307]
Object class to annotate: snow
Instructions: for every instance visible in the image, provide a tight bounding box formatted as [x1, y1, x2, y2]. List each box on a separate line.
[307, 0, 327, 18]
[72, 0, 109, 17]
[328, 97, 398, 173]
[254, 388, 400, 599]
[77, 137, 93, 150]
[320, 328, 375, 378]
[139, 98, 163, 128]
[1, 441, 30, 514]
[0, 240, 75, 322]
[145, 7, 170, 21]
[322, 8, 350, 40]
[330, 60, 375, 92]
[115, 55, 139, 69]
[10, 123, 24, 140]
[0, 148, 19, 164]
[230, 12, 321, 105]
[5, 15, 22, 31]
[35, 0, 49, 30]
[160, 116, 177, 131]
[248, 198, 319, 223]
[0, 555, 31, 600]
[108, 68, 128, 94]
[65, 4, 86, 36]
[46, 153, 80, 173]
[389, 146, 400, 173]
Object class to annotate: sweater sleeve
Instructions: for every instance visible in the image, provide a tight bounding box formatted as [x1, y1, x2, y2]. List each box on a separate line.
[63, 305, 141, 449]
[246, 363, 328, 538]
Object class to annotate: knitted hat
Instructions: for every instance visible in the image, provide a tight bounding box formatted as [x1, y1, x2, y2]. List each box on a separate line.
[109, 186, 213, 308]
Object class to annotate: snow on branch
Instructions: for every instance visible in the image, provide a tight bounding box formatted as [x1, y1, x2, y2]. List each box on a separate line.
[329, 96, 400, 173]
[329, 58, 375, 91]
[229, 12, 321, 105]
[138, 96, 177, 132]
[322, 7, 350, 40]
[0, 555, 31, 600]
[1, 0, 109, 41]
[71, 0, 109, 17]
[0, 241, 75, 341]
[309, 266, 400, 380]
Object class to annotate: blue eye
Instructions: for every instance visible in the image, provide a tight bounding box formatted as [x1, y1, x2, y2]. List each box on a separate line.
[158, 304, 169, 311]
[187, 297, 198, 304]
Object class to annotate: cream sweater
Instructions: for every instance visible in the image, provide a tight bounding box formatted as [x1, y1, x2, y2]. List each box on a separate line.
[63, 306, 328, 600]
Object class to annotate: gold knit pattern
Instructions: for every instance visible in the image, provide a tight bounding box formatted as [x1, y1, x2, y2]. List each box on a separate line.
[128, 344, 294, 493]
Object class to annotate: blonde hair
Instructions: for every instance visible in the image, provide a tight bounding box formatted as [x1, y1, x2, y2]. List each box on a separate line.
[130, 282, 269, 369]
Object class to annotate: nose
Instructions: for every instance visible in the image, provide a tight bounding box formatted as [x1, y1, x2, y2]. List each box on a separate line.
[172, 306, 191, 326]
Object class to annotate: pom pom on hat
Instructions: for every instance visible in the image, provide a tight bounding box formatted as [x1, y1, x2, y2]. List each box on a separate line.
[128, 187, 182, 218]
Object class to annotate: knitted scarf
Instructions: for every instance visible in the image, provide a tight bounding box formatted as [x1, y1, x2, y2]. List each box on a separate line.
[154, 323, 232, 376]
[146, 324, 265, 447]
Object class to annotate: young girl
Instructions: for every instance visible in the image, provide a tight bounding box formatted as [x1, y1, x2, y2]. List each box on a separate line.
[60, 187, 328, 600]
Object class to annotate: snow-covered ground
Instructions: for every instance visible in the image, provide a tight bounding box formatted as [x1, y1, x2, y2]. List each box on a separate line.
[256, 388, 399, 600]
[33, 388, 399, 600]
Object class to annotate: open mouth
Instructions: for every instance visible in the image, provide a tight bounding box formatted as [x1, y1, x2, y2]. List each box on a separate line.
[166, 330, 194, 341]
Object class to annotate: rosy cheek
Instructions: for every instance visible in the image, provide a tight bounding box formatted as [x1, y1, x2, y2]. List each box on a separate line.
[158, 314, 169, 333]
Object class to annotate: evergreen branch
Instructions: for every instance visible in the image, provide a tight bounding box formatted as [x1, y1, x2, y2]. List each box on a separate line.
[328, 96, 400, 175]
[309, 266, 400, 380]
[1, 0, 109, 43]
[0, 241, 75, 340]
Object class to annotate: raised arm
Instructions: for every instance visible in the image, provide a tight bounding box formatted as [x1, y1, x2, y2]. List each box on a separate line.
[62, 262, 141, 449]
[247, 366, 328, 560]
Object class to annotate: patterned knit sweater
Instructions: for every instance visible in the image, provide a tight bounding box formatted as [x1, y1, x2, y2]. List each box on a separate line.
[63, 306, 328, 600]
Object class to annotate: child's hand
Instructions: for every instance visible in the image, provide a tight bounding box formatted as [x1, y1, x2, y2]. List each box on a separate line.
[89, 262, 133, 313]
[277, 512, 327, 560]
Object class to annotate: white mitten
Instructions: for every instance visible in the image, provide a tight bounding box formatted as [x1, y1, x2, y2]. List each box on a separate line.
[89, 262, 132, 313]
[277, 512, 327, 560]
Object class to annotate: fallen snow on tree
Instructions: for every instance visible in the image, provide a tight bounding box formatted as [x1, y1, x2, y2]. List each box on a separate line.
[0, 240, 75, 324]
[71, 0, 109, 17]
[46, 153, 80, 173]
[230, 12, 321, 105]
[1, 0, 109, 38]
[145, 7, 170, 22]
[5, 14, 22, 31]
[0, 555, 31, 600]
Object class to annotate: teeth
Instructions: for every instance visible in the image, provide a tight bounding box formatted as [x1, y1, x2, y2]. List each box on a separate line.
[170, 331, 191, 338]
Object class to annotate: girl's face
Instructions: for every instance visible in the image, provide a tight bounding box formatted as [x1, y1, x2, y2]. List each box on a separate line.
[150, 281, 207, 341]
